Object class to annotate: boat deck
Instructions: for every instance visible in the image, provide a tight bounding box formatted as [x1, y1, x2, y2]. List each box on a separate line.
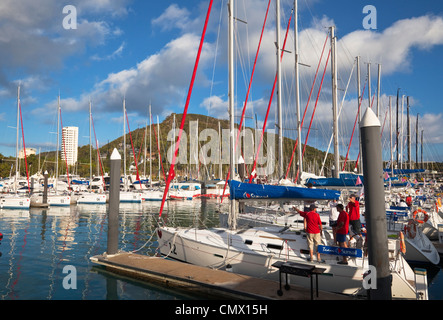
[90, 252, 353, 300]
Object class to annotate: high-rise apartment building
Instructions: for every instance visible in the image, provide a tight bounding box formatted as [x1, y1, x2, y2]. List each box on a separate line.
[61, 126, 78, 166]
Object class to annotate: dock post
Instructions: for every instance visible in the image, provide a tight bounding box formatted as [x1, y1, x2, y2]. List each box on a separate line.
[107, 148, 121, 255]
[43, 170, 48, 204]
[360, 108, 392, 300]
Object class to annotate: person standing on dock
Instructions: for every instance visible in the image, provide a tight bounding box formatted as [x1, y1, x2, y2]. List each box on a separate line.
[335, 203, 349, 265]
[346, 194, 363, 247]
[294, 204, 324, 263]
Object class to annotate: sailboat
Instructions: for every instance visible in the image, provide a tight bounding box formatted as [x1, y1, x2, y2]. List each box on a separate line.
[76, 100, 106, 205]
[30, 94, 70, 207]
[119, 98, 142, 203]
[2, 85, 31, 210]
[156, 0, 423, 299]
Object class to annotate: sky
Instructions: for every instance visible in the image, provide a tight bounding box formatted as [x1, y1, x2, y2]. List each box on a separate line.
[1, 0, 443, 169]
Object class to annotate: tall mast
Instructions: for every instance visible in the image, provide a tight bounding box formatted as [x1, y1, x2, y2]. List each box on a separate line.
[89, 99, 92, 186]
[294, 0, 302, 182]
[149, 102, 152, 187]
[356, 56, 362, 174]
[377, 64, 381, 117]
[123, 97, 127, 190]
[421, 130, 423, 170]
[276, 0, 283, 178]
[400, 95, 404, 169]
[228, 0, 236, 229]
[367, 62, 371, 110]
[389, 96, 393, 176]
[407, 96, 411, 169]
[56, 93, 60, 193]
[396, 88, 400, 168]
[15, 85, 20, 193]
[218, 121, 222, 180]
[330, 26, 339, 178]
[416, 112, 419, 169]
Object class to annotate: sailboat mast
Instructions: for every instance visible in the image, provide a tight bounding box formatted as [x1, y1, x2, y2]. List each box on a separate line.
[377, 64, 381, 117]
[149, 103, 152, 187]
[56, 94, 60, 192]
[367, 62, 371, 109]
[407, 96, 411, 169]
[228, 0, 236, 229]
[389, 96, 393, 176]
[89, 100, 92, 186]
[276, 0, 283, 178]
[416, 112, 419, 169]
[330, 26, 339, 178]
[123, 98, 127, 190]
[294, 0, 302, 182]
[357, 56, 362, 174]
[15, 85, 20, 193]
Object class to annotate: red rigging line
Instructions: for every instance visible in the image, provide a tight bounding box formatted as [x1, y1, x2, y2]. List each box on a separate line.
[295, 49, 331, 182]
[285, 32, 330, 180]
[343, 80, 366, 171]
[220, 0, 271, 201]
[159, 0, 213, 218]
[247, 9, 293, 184]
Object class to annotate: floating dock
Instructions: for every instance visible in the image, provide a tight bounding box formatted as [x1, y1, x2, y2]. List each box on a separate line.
[90, 252, 352, 300]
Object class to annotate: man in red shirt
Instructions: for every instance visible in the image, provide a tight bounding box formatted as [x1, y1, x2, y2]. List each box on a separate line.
[346, 194, 362, 241]
[294, 204, 324, 262]
[335, 203, 349, 265]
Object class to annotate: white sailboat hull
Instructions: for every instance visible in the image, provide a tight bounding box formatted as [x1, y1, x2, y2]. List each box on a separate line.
[157, 226, 418, 299]
[0, 196, 30, 209]
[76, 193, 107, 204]
[120, 191, 142, 203]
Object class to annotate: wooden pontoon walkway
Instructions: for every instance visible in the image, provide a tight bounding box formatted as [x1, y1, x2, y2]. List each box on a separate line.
[90, 252, 353, 300]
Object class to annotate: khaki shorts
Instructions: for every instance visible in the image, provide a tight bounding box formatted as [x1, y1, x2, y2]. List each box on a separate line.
[306, 233, 321, 252]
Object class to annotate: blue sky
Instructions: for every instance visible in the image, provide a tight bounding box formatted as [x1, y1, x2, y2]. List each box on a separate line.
[1, 0, 443, 168]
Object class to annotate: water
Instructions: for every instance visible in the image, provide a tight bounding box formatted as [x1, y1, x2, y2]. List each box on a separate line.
[0, 199, 223, 300]
[0, 199, 441, 300]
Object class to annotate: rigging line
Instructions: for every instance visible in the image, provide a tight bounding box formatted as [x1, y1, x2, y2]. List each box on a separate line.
[353, 91, 377, 171]
[342, 79, 367, 171]
[295, 48, 331, 182]
[248, 8, 293, 183]
[59, 108, 71, 190]
[220, 0, 272, 201]
[320, 60, 356, 176]
[206, 0, 224, 117]
[125, 109, 141, 184]
[91, 114, 105, 188]
[159, 0, 213, 218]
[150, 113, 165, 181]
[18, 101, 30, 192]
[285, 32, 329, 179]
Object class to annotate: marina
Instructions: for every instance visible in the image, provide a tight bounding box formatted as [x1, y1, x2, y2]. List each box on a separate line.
[1, 0, 443, 307]
[0, 199, 441, 301]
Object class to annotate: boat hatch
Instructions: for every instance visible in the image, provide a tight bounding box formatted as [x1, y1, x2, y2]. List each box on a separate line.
[267, 243, 283, 250]
[244, 240, 253, 245]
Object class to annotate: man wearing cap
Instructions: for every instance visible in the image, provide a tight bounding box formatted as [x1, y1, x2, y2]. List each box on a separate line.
[346, 194, 362, 244]
[294, 204, 324, 263]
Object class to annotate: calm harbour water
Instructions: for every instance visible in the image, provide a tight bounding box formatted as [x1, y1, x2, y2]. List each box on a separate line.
[0, 199, 441, 300]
